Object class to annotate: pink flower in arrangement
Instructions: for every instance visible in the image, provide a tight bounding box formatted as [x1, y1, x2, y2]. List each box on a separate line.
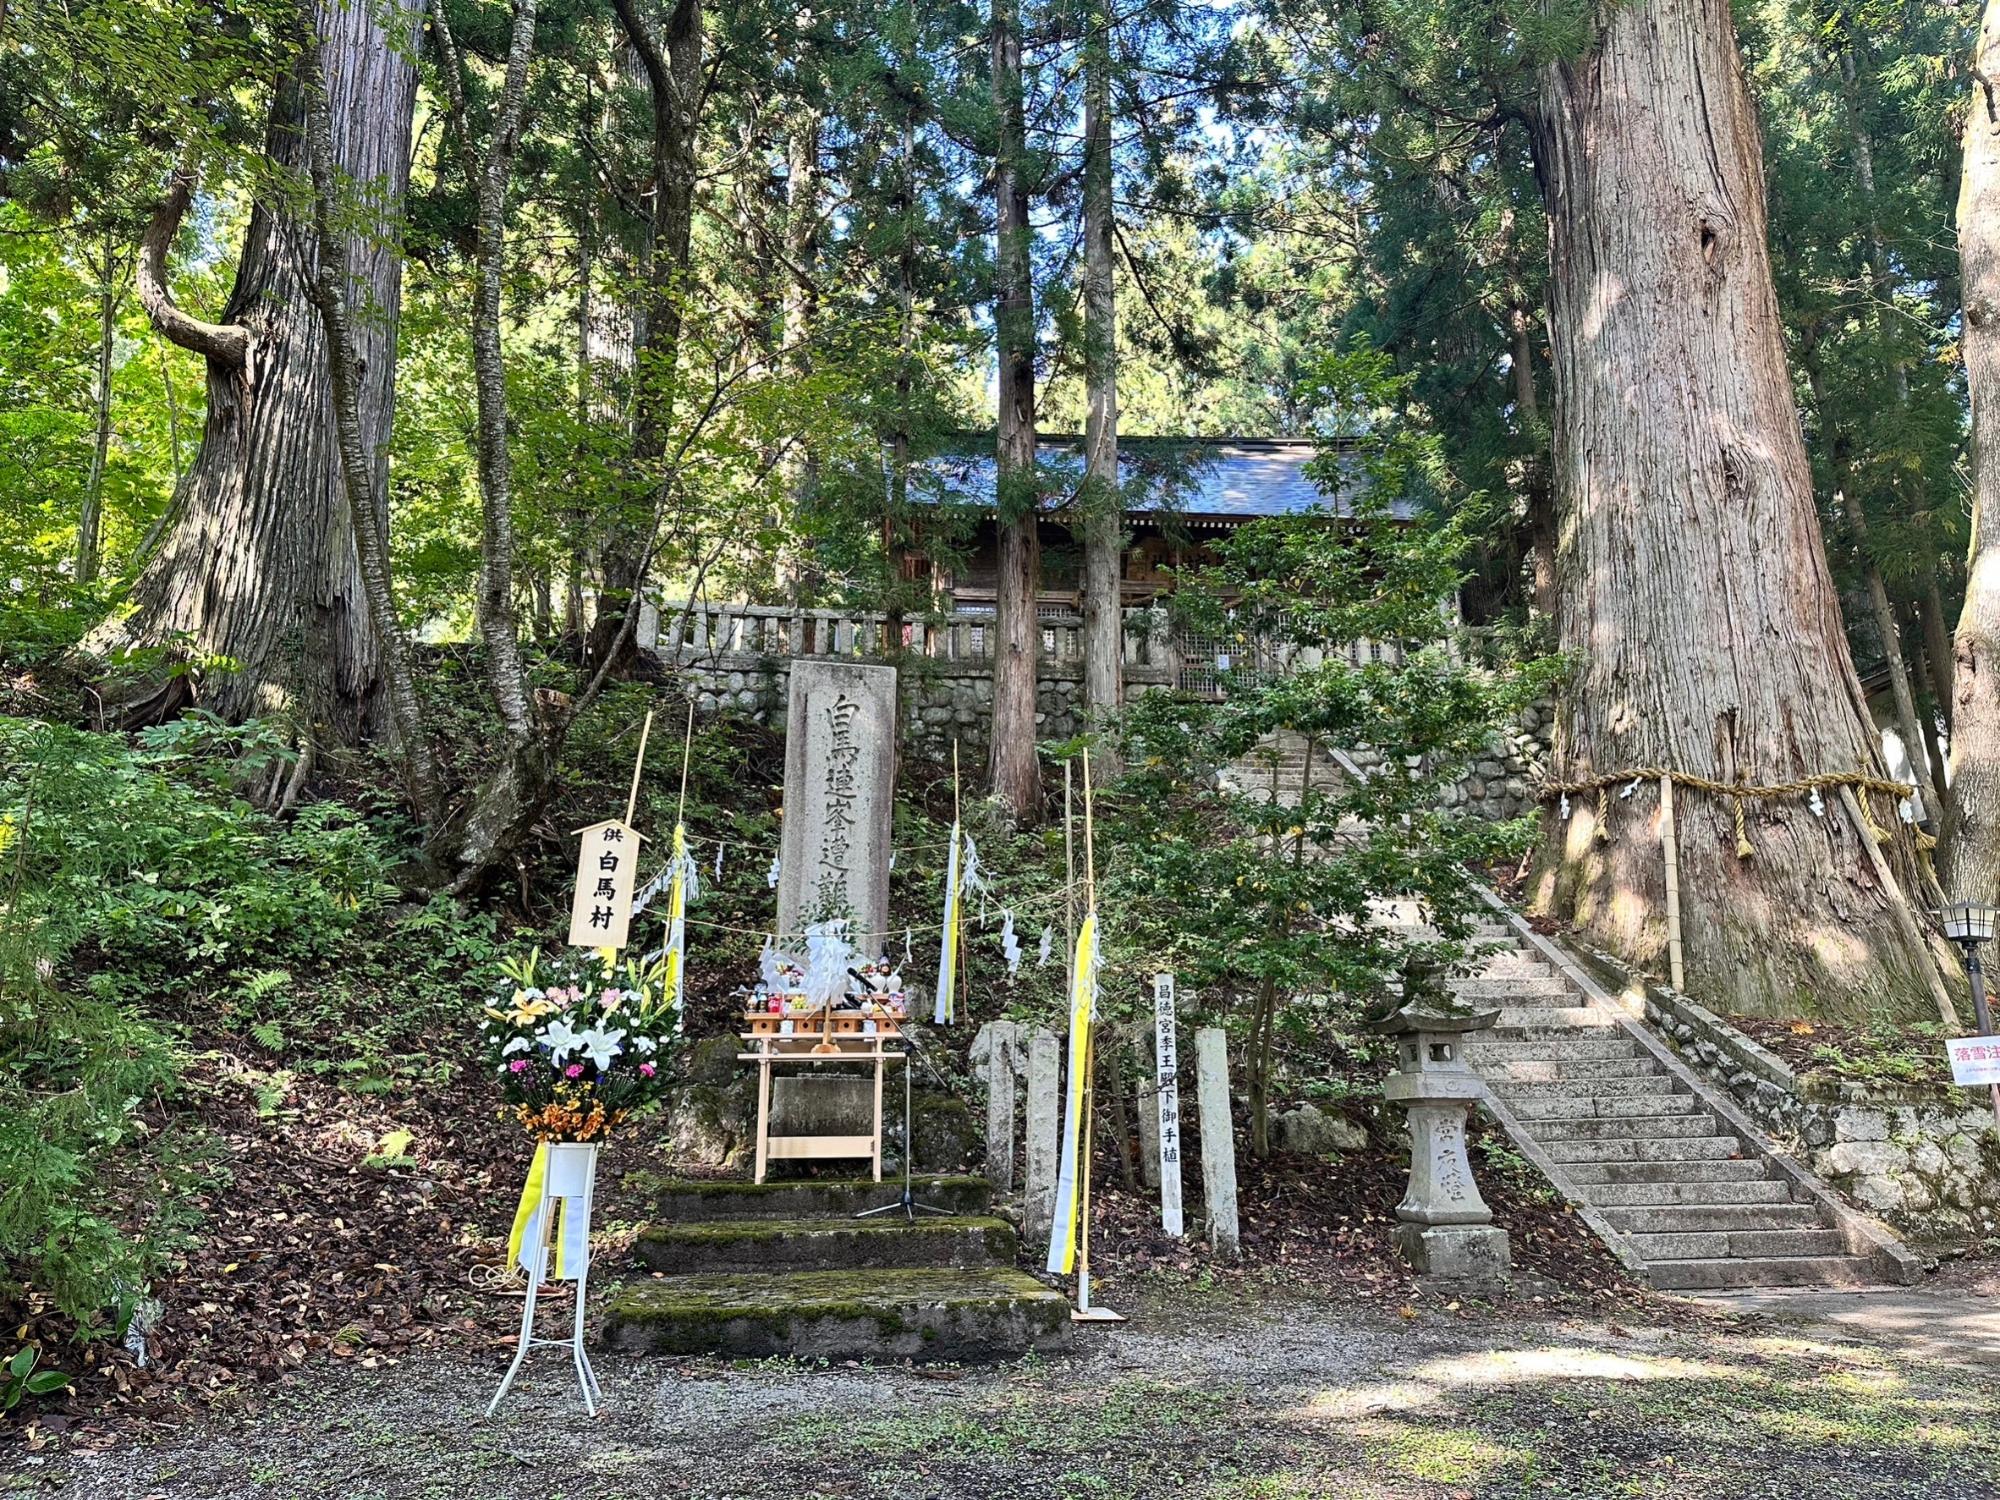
[639, 1062, 657, 1077]
[508, 1059, 531, 1073]
[564, 1063, 585, 1079]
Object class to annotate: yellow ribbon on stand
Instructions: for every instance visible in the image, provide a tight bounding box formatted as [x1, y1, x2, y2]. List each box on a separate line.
[1045, 910, 1098, 1275]
[506, 1141, 569, 1280]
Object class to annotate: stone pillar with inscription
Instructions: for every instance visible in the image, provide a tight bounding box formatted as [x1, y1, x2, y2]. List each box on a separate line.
[777, 661, 897, 954]
[1368, 964, 1510, 1287]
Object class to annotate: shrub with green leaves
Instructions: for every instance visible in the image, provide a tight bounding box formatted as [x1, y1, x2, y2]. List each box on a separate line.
[1098, 348, 1557, 1157]
[0, 1346, 70, 1410]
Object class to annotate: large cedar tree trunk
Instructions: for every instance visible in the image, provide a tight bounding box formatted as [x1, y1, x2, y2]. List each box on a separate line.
[592, 0, 702, 673]
[1943, 1, 2000, 907]
[1079, 3, 1122, 763]
[105, 0, 423, 737]
[1528, 0, 1947, 1022]
[988, 0, 1042, 821]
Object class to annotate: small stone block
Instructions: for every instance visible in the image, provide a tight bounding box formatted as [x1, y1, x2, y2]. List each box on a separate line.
[1392, 1222, 1511, 1285]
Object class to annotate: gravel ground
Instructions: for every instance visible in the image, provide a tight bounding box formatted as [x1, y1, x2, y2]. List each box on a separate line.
[10, 1282, 1997, 1500]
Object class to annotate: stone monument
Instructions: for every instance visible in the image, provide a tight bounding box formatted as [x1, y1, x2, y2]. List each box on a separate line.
[1368, 959, 1510, 1286]
[776, 661, 897, 955]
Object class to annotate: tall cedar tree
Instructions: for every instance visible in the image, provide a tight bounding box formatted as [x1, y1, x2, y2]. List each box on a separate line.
[1528, 0, 1952, 1022]
[104, 0, 425, 745]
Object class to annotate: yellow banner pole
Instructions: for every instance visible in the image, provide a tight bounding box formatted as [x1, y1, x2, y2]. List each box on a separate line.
[1072, 748, 1122, 1323]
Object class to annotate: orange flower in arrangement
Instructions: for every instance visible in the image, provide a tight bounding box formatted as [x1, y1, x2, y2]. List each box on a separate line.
[507, 1081, 629, 1143]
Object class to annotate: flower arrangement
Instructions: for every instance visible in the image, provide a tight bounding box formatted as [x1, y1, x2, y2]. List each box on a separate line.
[481, 947, 679, 1142]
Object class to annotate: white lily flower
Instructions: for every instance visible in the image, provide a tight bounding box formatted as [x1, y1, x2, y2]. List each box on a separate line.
[537, 1018, 585, 1062]
[578, 1025, 627, 1071]
[502, 1036, 533, 1056]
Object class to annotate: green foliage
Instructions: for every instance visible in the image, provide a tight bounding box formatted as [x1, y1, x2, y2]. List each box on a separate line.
[0, 1346, 70, 1410]
[1097, 350, 1555, 1141]
[1805, 1018, 1951, 1089]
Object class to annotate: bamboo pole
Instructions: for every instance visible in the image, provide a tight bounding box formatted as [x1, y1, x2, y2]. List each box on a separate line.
[623, 709, 656, 828]
[673, 701, 695, 822]
[1660, 774, 1685, 991]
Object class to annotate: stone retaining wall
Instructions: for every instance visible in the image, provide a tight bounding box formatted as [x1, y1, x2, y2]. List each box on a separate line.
[1346, 698, 1555, 823]
[1643, 986, 2000, 1240]
[662, 652, 1554, 825]
[658, 651, 1110, 762]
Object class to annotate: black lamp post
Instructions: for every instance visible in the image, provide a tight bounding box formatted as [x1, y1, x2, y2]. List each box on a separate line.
[1941, 900, 1999, 1036]
[1941, 901, 2000, 1133]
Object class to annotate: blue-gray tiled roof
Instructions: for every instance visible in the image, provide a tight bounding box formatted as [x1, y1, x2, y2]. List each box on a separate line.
[921, 436, 1400, 522]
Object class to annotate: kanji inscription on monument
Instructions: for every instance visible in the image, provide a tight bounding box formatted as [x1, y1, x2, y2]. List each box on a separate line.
[777, 661, 896, 952]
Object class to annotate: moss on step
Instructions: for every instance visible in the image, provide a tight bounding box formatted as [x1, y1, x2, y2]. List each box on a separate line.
[599, 1267, 1071, 1361]
[628, 1173, 995, 1221]
[632, 1214, 1017, 1273]
[635, 1173, 988, 1198]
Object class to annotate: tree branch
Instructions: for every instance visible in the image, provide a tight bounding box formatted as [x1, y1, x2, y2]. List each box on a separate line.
[137, 163, 250, 366]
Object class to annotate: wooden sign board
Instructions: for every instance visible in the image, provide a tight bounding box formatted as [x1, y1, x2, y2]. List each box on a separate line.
[1946, 1035, 2000, 1087]
[1154, 972, 1185, 1237]
[568, 819, 643, 950]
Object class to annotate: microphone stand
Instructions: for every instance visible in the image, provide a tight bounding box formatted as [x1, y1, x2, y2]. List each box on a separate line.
[855, 1023, 955, 1222]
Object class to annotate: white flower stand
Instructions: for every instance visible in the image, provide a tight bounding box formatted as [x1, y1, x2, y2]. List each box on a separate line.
[486, 1141, 603, 1418]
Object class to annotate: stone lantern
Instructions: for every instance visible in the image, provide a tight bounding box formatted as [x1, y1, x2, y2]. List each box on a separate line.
[1367, 959, 1511, 1286]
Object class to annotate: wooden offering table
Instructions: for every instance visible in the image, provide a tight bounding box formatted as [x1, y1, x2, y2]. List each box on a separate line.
[739, 1009, 906, 1184]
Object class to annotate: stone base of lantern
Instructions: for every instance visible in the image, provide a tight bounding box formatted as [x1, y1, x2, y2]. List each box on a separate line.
[1393, 1221, 1511, 1286]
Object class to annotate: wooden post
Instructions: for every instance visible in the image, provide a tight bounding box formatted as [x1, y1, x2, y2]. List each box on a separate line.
[1660, 775, 1685, 991]
[623, 709, 656, 829]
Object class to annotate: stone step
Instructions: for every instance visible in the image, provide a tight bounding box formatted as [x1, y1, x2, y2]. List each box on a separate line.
[1530, 1113, 1722, 1142]
[1600, 1203, 1825, 1234]
[1478, 1057, 1661, 1084]
[633, 1215, 1015, 1275]
[638, 1176, 992, 1223]
[1499, 1074, 1688, 1100]
[1493, 1007, 1622, 1031]
[1450, 977, 1574, 1001]
[1562, 1157, 1775, 1186]
[1645, 1255, 1881, 1292]
[1579, 1178, 1795, 1208]
[1466, 1037, 1639, 1063]
[1466, 953, 1559, 972]
[1502, 1089, 1697, 1119]
[600, 1268, 1072, 1362]
[1542, 1134, 1743, 1165]
[1625, 1228, 1848, 1261]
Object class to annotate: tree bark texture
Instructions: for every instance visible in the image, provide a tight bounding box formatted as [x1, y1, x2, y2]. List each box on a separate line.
[432, 0, 553, 885]
[592, 0, 702, 673]
[1943, 1, 2000, 909]
[77, 234, 120, 586]
[299, 22, 441, 819]
[1528, 0, 1946, 1021]
[988, 0, 1042, 821]
[106, 0, 423, 737]
[1080, 5, 1122, 762]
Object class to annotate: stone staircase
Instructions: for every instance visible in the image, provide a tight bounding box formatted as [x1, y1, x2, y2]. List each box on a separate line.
[1445, 921, 1908, 1289]
[600, 1175, 1073, 1361]
[1229, 733, 1916, 1292]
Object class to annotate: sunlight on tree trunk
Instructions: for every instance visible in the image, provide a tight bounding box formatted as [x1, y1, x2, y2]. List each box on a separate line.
[98, 0, 423, 742]
[1943, 1, 2000, 914]
[1528, 0, 1950, 1023]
